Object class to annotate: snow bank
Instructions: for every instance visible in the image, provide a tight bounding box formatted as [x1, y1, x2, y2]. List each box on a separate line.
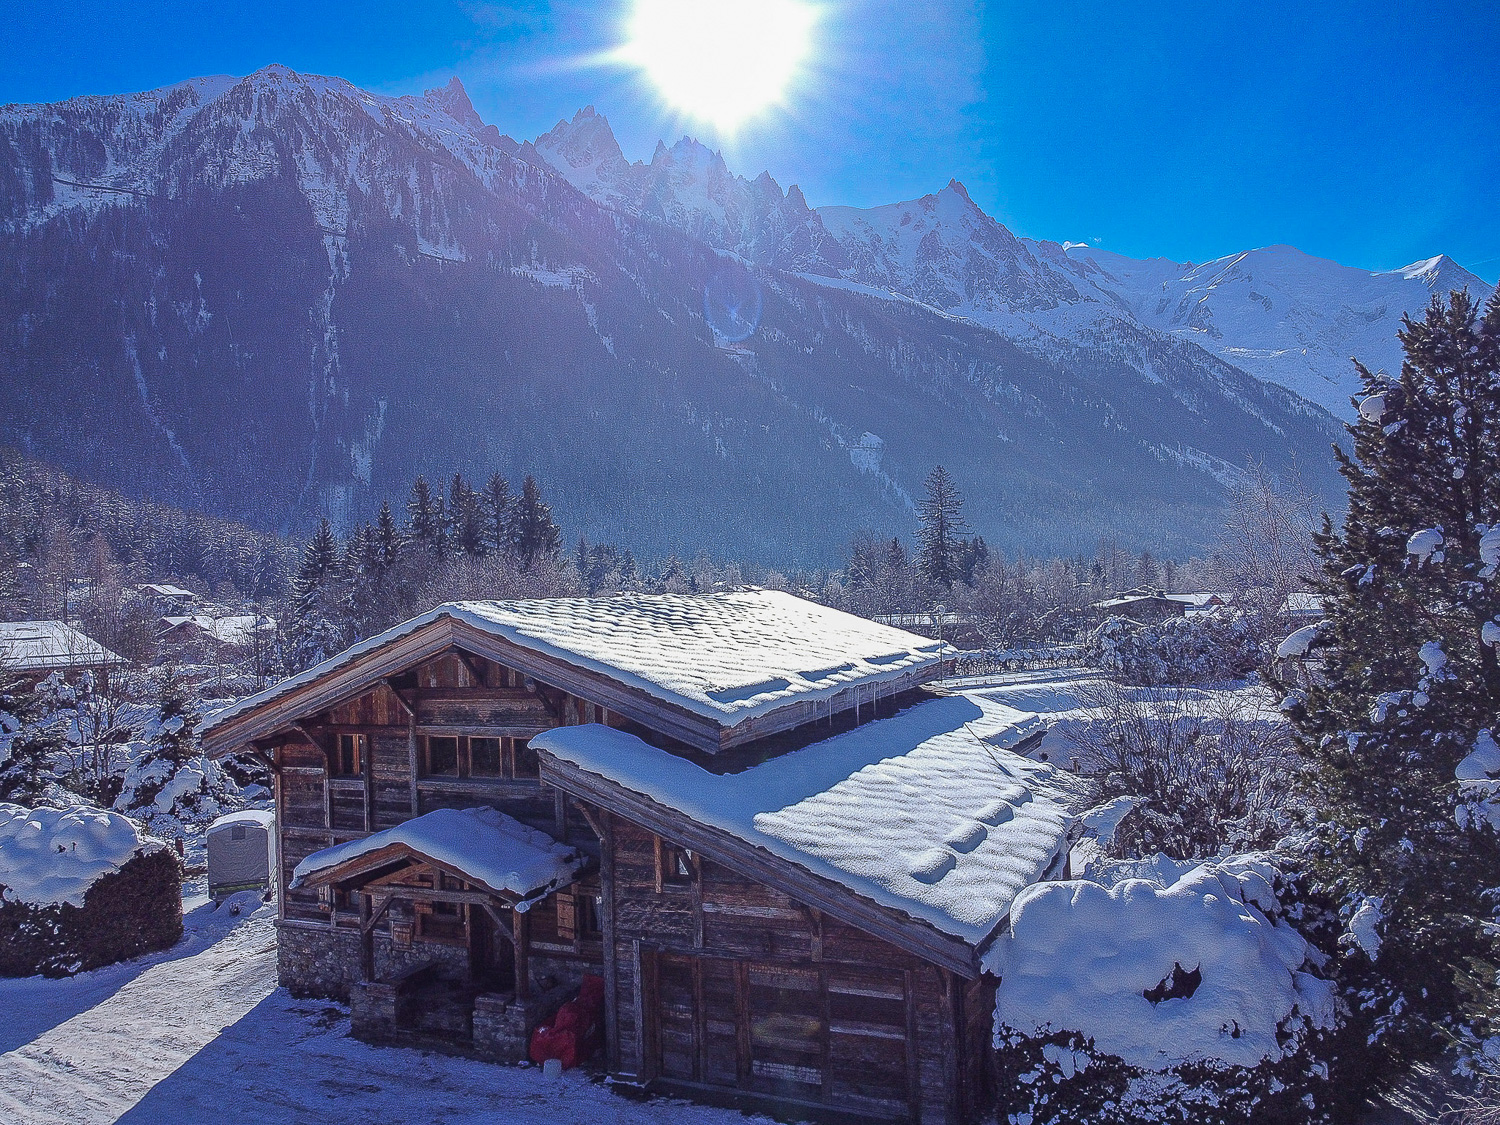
[0, 803, 161, 908]
[987, 856, 1336, 1071]
[292, 806, 585, 908]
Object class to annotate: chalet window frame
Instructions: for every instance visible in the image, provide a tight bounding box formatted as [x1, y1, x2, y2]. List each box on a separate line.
[417, 734, 542, 784]
[333, 732, 364, 777]
[654, 836, 696, 892]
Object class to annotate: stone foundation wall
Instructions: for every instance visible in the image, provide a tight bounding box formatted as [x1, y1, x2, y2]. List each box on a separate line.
[277, 922, 363, 1000]
[473, 980, 575, 1062]
[375, 936, 470, 982]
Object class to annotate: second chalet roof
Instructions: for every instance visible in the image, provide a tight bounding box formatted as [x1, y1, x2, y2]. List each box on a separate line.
[203, 589, 946, 734]
[534, 689, 1095, 947]
[289, 806, 586, 907]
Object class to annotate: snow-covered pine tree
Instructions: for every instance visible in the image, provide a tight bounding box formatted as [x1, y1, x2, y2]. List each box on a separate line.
[482, 473, 514, 558]
[152, 667, 200, 767]
[449, 473, 486, 557]
[1282, 289, 1500, 1074]
[288, 518, 345, 668]
[512, 475, 562, 563]
[374, 500, 401, 570]
[406, 475, 443, 555]
[0, 673, 65, 802]
[917, 466, 968, 586]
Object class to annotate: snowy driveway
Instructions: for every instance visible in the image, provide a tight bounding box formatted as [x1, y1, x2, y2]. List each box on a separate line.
[0, 901, 777, 1125]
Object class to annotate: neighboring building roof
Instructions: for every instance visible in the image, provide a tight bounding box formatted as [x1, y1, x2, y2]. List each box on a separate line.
[159, 614, 275, 647]
[534, 689, 1093, 949]
[203, 590, 946, 736]
[290, 806, 586, 908]
[1282, 592, 1326, 616]
[0, 621, 126, 672]
[134, 583, 197, 599]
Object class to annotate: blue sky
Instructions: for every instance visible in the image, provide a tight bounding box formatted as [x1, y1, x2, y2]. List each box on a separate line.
[3, 0, 1496, 279]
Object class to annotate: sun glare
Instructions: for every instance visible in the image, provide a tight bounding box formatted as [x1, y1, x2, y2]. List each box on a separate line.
[621, 0, 817, 132]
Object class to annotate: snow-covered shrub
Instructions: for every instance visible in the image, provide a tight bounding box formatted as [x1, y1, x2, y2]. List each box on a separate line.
[988, 856, 1349, 1124]
[1086, 614, 1263, 686]
[0, 802, 182, 975]
[1066, 680, 1298, 859]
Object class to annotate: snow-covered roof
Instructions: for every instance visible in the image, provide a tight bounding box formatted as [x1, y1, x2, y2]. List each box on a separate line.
[0, 621, 126, 672]
[160, 614, 275, 647]
[534, 689, 1094, 947]
[1281, 592, 1326, 616]
[290, 806, 585, 908]
[204, 590, 945, 734]
[135, 583, 196, 599]
[0, 803, 164, 908]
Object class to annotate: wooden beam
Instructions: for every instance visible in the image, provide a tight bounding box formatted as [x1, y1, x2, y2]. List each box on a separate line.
[514, 909, 531, 999]
[690, 853, 704, 950]
[571, 798, 606, 843]
[448, 647, 488, 686]
[904, 969, 921, 1123]
[366, 886, 507, 908]
[384, 678, 416, 718]
[479, 903, 517, 949]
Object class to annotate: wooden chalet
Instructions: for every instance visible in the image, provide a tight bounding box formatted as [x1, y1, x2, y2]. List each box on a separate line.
[199, 590, 1088, 1124]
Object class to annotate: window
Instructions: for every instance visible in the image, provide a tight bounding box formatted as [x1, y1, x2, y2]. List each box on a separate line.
[470, 737, 502, 777]
[656, 838, 694, 890]
[419, 735, 541, 782]
[425, 736, 460, 777]
[578, 894, 602, 940]
[512, 737, 539, 780]
[335, 733, 363, 776]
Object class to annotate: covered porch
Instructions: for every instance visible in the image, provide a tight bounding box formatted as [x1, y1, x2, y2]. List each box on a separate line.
[289, 806, 589, 1059]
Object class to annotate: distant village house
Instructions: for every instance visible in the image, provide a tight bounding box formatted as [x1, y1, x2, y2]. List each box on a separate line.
[0, 620, 127, 690]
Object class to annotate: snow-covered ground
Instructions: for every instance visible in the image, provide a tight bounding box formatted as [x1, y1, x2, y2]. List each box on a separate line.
[0, 897, 784, 1125]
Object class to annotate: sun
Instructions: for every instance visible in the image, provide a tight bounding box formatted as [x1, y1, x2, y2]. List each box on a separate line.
[620, 0, 817, 132]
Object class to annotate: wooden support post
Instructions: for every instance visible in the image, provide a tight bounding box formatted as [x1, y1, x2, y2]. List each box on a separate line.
[362, 733, 374, 834]
[554, 789, 568, 839]
[808, 906, 823, 962]
[513, 908, 530, 999]
[692, 956, 706, 1083]
[904, 969, 921, 1123]
[819, 966, 833, 1102]
[599, 811, 620, 1071]
[733, 959, 752, 1086]
[407, 713, 419, 817]
[359, 894, 374, 982]
[690, 853, 704, 949]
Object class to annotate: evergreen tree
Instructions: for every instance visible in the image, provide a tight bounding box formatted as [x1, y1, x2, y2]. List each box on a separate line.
[449, 473, 485, 557]
[405, 475, 443, 554]
[482, 473, 514, 558]
[1281, 290, 1500, 1075]
[0, 674, 65, 803]
[512, 475, 562, 563]
[916, 466, 969, 585]
[151, 668, 200, 767]
[288, 518, 345, 667]
[374, 500, 400, 570]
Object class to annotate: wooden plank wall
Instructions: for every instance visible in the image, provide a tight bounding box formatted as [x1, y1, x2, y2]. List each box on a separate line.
[603, 818, 968, 1124]
[274, 652, 601, 926]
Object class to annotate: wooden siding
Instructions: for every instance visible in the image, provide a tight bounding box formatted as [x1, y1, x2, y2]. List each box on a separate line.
[598, 817, 981, 1124]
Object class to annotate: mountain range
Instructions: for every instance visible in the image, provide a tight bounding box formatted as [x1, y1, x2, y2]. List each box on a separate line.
[0, 67, 1489, 564]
